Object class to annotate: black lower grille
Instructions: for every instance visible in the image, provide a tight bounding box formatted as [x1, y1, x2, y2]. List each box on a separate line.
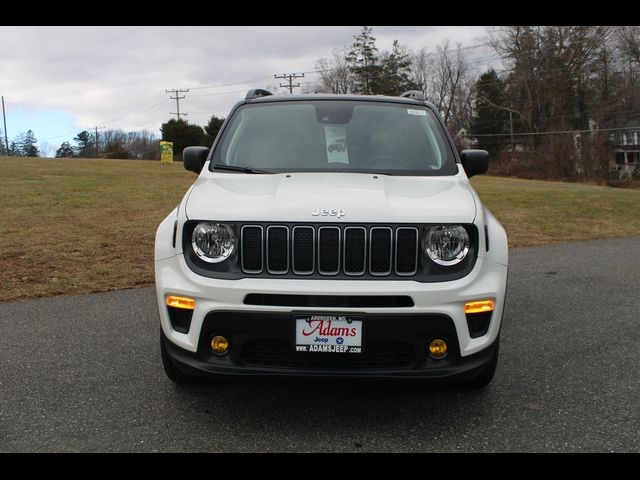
[244, 294, 414, 308]
[240, 340, 416, 369]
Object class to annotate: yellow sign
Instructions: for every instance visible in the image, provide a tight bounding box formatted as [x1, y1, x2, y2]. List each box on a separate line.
[160, 141, 173, 163]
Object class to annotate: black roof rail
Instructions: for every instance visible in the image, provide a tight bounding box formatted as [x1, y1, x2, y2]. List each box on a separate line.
[246, 89, 273, 100]
[400, 90, 425, 101]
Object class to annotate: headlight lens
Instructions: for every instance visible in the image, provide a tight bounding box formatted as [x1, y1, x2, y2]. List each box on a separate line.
[424, 225, 470, 266]
[191, 222, 235, 263]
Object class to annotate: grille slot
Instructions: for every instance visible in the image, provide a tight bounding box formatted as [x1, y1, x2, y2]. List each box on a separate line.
[266, 226, 289, 274]
[318, 227, 340, 275]
[343, 227, 366, 275]
[369, 227, 392, 275]
[241, 225, 263, 273]
[395, 227, 418, 275]
[292, 226, 314, 275]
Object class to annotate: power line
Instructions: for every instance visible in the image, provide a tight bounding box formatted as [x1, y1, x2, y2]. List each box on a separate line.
[165, 88, 189, 120]
[274, 73, 305, 94]
[470, 125, 640, 137]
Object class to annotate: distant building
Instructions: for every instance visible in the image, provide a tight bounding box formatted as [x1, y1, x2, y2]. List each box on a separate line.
[611, 124, 640, 178]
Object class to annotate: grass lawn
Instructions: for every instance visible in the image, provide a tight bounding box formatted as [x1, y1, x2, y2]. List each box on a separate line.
[1, 156, 639, 302]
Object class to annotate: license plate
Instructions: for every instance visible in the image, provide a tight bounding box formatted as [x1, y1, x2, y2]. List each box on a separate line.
[294, 314, 363, 354]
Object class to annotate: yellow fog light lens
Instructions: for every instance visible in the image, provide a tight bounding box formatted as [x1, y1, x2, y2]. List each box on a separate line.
[210, 335, 230, 355]
[464, 299, 495, 315]
[428, 338, 448, 359]
[166, 295, 195, 310]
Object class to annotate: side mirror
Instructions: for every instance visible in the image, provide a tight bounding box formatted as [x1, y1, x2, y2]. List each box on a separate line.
[183, 146, 209, 174]
[460, 149, 489, 178]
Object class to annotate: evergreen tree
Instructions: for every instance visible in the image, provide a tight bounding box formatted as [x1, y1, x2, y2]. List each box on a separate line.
[160, 119, 206, 158]
[378, 40, 417, 96]
[346, 26, 382, 95]
[471, 69, 510, 156]
[9, 140, 19, 156]
[21, 130, 39, 157]
[74, 131, 92, 157]
[55, 141, 75, 158]
[204, 115, 225, 147]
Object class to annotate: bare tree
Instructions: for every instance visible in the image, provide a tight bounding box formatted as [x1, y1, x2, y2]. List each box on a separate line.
[618, 26, 640, 63]
[418, 40, 474, 136]
[314, 48, 352, 94]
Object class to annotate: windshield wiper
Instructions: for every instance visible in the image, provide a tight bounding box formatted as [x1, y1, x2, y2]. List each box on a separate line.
[212, 163, 272, 174]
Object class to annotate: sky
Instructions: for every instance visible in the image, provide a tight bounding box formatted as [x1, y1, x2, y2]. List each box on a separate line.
[0, 26, 497, 156]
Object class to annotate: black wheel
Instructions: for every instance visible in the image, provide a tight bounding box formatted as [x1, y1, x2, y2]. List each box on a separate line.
[160, 330, 204, 385]
[460, 336, 500, 388]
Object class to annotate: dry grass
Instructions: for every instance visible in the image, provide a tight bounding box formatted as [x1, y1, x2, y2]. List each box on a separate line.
[1, 156, 639, 302]
[470, 175, 640, 247]
[0, 157, 193, 302]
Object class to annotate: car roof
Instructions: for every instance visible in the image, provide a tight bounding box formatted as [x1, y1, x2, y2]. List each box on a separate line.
[243, 93, 437, 109]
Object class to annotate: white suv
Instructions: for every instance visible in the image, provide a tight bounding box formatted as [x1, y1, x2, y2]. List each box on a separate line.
[154, 90, 508, 387]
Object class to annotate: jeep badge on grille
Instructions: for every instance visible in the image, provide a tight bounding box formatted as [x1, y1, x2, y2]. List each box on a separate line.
[311, 208, 346, 218]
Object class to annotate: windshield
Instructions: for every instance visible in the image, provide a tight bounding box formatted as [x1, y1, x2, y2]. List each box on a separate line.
[210, 100, 457, 175]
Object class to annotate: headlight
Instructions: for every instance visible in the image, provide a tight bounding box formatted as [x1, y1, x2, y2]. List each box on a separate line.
[191, 222, 235, 263]
[424, 225, 469, 266]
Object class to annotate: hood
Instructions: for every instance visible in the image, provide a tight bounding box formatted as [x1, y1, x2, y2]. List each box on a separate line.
[185, 171, 477, 224]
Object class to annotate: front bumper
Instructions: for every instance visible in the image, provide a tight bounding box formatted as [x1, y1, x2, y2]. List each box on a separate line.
[155, 250, 507, 378]
[161, 311, 501, 379]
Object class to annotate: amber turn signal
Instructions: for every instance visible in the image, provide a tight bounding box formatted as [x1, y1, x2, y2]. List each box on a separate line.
[166, 295, 196, 310]
[464, 299, 495, 315]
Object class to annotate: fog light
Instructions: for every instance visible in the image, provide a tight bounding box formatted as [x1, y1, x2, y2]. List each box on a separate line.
[210, 335, 229, 356]
[428, 338, 448, 359]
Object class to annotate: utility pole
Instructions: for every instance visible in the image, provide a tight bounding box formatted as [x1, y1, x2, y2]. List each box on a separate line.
[94, 125, 105, 158]
[1, 96, 8, 154]
[165, 88, 189, 120]
[274, 73, 305, 94]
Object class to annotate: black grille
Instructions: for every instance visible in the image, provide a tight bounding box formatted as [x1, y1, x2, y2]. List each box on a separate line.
[344, 227, 366, 275]
[241, 226, 263, 273]
[292, 227, 314, 274]
[370, 228, 392, 275]
[396, 228, 418, 275]
[240, 340, 416, 369]
[318, 227, 340, 274]
[244, 294, 414, 308]
[267, 226, 288, 273]
[239, 224, 420, 277]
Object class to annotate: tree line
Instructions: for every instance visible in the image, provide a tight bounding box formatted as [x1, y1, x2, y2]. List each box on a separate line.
[311, 26, 640, 181]
[0, 114, 225, 161]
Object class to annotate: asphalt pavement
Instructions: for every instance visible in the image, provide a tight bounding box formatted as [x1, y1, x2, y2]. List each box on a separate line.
[1, 237, 639, 452]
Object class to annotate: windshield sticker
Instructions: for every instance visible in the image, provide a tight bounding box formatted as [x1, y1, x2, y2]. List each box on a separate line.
[407, 109, 427, 116]
[325, 126, 349, 164]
